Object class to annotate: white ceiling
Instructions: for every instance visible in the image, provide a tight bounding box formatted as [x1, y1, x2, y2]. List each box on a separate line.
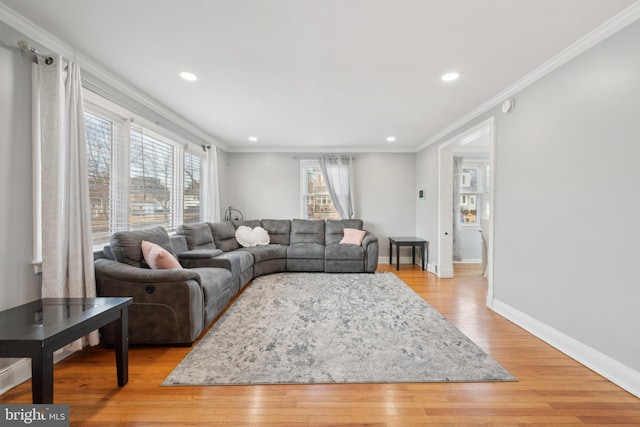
[0, 0, 635, 152]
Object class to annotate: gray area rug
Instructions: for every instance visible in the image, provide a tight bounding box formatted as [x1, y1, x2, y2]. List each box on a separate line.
[163, 272, 515, 385]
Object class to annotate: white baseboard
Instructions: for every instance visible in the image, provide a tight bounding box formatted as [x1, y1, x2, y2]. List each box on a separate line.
[379, 255, 424, 267]
[0, 358, 31, 396]
[492, 298, 640, 399]
[0, 350, 75, 397]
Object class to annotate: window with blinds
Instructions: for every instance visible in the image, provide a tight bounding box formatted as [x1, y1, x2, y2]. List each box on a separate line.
[83, 91, 209, 246]
[183, 152, 203, 224]
[129, 129, 176, 231]
[85, 111, 114, 245]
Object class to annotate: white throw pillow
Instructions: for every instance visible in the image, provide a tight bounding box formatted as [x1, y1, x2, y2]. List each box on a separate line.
[235, 226, 270, 247]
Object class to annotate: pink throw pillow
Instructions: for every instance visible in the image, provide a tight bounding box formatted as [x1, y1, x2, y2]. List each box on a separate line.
[340, 228, 366, 245]
[141, 240, 182, 269]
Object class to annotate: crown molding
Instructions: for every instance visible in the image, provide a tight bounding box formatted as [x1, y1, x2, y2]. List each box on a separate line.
[0, 2, 227, 151]
[415, 0, 640, 153]
[226, 145, 417, 154]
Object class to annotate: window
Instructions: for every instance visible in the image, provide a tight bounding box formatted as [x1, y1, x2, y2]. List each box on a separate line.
[85, 111, 114, 244]
[301, 160, 340, 220]
[129, 129, 175, 230]
[459, 163, 490, 224]
[84, 91, 207, 245]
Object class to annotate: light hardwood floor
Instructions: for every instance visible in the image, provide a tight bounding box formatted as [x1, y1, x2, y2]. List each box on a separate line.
[2, 264, 640, 425]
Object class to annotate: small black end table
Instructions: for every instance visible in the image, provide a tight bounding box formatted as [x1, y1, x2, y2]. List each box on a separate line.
[389, 237, 429, 270]
[0, 297, 132, 403]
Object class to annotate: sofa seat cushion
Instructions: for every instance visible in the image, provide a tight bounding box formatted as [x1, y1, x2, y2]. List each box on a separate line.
[190, 267, 232, 304]
[215, 251, 254, 275]
[287, 242, 325, 259]
[325, 242, 365, 260]
[238, 244, 287, 263]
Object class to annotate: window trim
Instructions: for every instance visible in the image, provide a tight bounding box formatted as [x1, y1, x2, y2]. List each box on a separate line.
[459, 161, 489, 228]
[300, 159, 340, 220]
[83, 90, 208, 248]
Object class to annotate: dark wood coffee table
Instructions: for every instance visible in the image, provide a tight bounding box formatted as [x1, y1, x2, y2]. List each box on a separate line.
[388, 237, 429, 270]
[0, 297, 132, 403]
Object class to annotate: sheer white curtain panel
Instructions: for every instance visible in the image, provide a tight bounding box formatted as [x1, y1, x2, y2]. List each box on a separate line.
[205, 147, 220, 222]
[319, 155, 355, 219]
[34, 55, 99, 350]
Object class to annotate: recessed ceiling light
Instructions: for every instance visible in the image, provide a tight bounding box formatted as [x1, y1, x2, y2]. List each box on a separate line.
[441, 72, 460, 82]
[180, 71, 198, 82]
[386, 136, 396, 142]
[248, 136, 258, 142]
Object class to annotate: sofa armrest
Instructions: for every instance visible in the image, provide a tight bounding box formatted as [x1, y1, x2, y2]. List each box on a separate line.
[94, 258, 205, 345]
[361, 231, 379, 273]
[94, 258, 202, 285]
[361, 232, 378, 248]
[177, 248, 224, 268]
[178, 248, 223, 259]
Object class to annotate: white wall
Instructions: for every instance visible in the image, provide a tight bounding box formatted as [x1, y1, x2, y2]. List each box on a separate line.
[0, 46, 40, 371]
[221, 152, 416, 259]
[416, 19, 640, 393]
[415, 144, 439, 270]
[221, 153, 301, 220]
[494, 19, 640, 373]
[353, 153, 416, 260]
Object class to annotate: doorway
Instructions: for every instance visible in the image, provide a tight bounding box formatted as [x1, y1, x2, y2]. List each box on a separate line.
[437, 117, 496, 306]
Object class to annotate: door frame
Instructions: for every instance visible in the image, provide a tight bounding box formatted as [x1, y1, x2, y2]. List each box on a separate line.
[437, 117, 496, 305]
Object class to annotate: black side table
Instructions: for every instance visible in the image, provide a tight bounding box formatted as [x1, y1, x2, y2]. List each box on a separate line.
[0, 297, 132, 403]
[388, 237, 429, 271]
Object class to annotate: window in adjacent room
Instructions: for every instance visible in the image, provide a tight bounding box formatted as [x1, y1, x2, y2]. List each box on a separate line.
[300, 160, 340, 220]
[459, 162, 490, 224]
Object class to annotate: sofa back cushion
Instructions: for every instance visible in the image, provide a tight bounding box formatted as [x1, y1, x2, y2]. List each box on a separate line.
[233, 219, 262, 229]
[170, 235, 189, 255]
[110, 226, 173, 268]
[290, 219, 325, 245]
[209, 221, 241, 252]
[176, 222, 216, 250]
[261, 219, 292, 245]
[325, 219, 364, 245]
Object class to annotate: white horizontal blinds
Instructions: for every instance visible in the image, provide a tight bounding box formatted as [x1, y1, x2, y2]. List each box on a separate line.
[83, 90, 212, 246]
[183, 151, 204, 224]
[85, 112, 111, 244]
[84, 110, 129, 244]
[129, 128, 175, 231]
[84, 105, 130, 245]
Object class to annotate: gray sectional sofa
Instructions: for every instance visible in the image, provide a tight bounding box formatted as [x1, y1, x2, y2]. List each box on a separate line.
[95, 219, 378, 345]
